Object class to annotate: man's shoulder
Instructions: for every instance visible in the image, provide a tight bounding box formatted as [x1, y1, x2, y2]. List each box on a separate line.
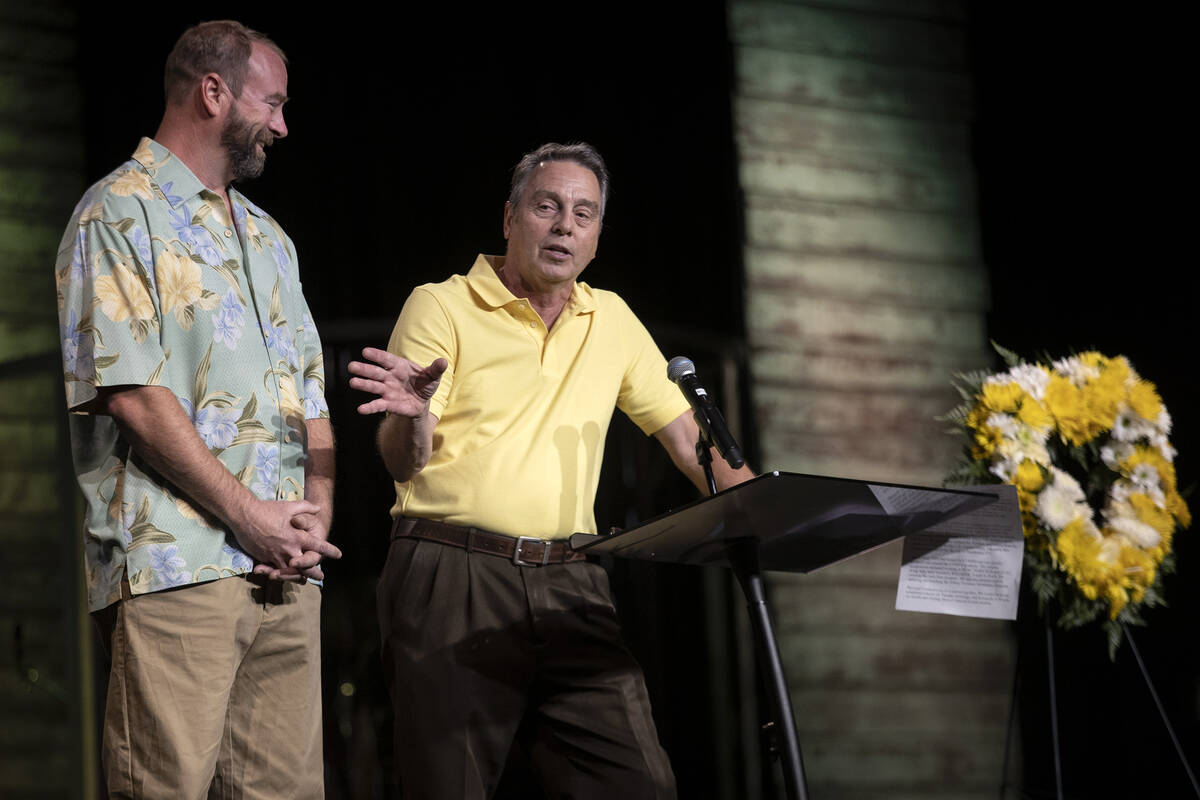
[411, 272, 472, 300]
[70, 159, 157, 218]
[576, 281, 636, 316]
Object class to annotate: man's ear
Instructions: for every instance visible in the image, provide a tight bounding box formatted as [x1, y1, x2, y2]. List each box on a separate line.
[199, 73, 228, 118]
[502, 201, 513, 240]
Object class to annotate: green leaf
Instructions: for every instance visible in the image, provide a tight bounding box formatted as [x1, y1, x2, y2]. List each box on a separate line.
[990, 340, 1023, 367]
[174, 303, 196, 332]
[193, 342, 213, 408]
[146, 357, 165, 387]
[269, 280, 284, 328]
[229, 418, 276, 448]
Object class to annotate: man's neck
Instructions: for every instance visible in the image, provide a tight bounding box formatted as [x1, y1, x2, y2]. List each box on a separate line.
[493, 258, 572, 330]
[154, 119, 234, 218]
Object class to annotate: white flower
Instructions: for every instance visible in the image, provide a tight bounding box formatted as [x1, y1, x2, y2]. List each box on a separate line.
[988, 364, 1050, 400]
[1109, 481, 1132, 504]
[1035, 483, 1082, 530]
[990, 459, 1017, 482]
[1156, 408, 1172, 435]
[1112, 407, 1154, 443]
[1108, 515, 1161, 550]
[1047, 467, 1086, 503]
[1097, 536, 1122, 564]
[1152, 434, 1177, 463]
[1051, 356, 1100, 387]
[1101, 442, 1134, 470]
[986, 412, 1018, 437]
[1130, 463, 1161, 493]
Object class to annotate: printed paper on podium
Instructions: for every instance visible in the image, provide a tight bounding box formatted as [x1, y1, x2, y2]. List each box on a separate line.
[895, 484, 1023, 620]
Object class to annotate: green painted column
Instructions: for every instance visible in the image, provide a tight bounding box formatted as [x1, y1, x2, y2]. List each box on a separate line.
[0, 3, 92, 798]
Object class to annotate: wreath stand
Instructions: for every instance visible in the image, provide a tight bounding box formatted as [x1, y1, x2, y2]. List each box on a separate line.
[998, 616, 1200, 798]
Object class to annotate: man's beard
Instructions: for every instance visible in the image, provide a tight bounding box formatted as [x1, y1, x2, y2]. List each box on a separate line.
[220, 107, 271, 182]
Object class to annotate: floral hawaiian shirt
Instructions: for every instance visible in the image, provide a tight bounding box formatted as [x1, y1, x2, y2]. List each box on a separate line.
[55, 138, 329, 611]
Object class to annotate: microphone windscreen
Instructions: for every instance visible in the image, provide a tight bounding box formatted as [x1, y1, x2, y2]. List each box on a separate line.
[667, 356, 695, 383]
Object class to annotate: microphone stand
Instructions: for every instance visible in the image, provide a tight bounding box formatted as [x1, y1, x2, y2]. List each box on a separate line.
[691, 412, 808, 800]
[694, 415, 718, 497]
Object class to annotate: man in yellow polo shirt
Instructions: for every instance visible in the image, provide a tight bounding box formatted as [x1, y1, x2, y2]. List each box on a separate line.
[349, 142, 752, 798]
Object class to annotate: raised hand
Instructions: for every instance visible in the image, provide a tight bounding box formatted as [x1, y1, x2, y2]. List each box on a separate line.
[348, 347, 448, 418]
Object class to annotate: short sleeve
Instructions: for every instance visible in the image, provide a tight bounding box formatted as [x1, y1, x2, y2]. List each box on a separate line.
[386, 286, 457, 419]
[57, 210, 166, 412]
[614, 297, 691, 435]
[296, 288, 329, 420]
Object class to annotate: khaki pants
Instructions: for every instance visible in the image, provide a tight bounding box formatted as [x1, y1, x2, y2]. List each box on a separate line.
[378, 536, 677, 800]
[95, 575, 324, 800]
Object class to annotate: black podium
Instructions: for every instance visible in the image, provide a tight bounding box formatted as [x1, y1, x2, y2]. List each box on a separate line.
[570, 471, 998, 800]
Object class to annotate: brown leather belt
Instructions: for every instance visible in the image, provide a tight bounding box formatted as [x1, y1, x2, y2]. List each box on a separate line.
[391, 517, 585, 567]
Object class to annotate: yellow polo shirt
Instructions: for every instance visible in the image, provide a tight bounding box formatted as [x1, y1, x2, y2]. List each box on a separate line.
[386, 254, 690, 539]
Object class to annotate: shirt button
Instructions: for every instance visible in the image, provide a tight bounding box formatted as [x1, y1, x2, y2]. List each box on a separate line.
[530, 321, 536, 328]
[224, 229, 233, 238]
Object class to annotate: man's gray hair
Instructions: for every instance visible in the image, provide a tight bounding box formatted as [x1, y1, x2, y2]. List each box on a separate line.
[163, 20, 287, 104]
[508, 142, 610, 220]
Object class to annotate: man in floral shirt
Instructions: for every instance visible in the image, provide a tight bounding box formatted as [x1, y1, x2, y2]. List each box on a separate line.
[55, 20, 338, 797]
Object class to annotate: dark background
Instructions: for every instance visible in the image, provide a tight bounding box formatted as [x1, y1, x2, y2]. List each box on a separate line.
[72, 3, 1198, 797]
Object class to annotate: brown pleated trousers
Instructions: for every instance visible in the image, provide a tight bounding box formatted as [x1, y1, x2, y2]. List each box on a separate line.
[377, 536, 676, 800]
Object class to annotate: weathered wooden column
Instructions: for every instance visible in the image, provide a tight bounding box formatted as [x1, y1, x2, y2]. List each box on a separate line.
[729, 2, 1016, 797]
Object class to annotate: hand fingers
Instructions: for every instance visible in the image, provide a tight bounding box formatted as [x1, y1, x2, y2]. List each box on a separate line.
[425, 357, 449, 378]
[356, 398, 389, 416]
[289, 549, 323, 570]
[287, 500, 322, 519]
[300, 536, 342, 560]
[360, 346, 393, 366]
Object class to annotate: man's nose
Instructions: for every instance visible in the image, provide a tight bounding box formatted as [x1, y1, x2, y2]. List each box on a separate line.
[270, 110, 288, 139]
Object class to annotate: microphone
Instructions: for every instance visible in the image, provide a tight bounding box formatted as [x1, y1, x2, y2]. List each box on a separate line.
[667, 356, 745, 470]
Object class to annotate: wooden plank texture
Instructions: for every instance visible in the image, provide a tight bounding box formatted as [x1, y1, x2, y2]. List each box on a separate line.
[744, 248, 987, 308]
[735, 96, 971, 157]
[744, 195, 982, 262]
[738, 147, 978, 212]
[746, 291, 986, 350]
[735, 47, 973, 119]
[729, 1, 968, 68]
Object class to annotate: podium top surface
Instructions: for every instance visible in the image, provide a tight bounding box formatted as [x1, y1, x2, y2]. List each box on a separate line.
[570, 471, 996, 573]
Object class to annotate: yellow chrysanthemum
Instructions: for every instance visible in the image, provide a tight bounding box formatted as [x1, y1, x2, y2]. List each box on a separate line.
[1044, 372, 1124, 446]
[157, 249, 203, 313]
[1166, 491, 1192, 528]
[1015, 460, 1045, 493]
[1127, 380, 1164, 422]
[980, 381, 1024, 414]
[1016, 398, 1054, 430]
[1129, 493, 1175, 541]
[95, 261, 155, 322]
[1082, 370, 1123, 428]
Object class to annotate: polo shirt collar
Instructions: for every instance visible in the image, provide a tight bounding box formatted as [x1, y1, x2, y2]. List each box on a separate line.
[467, 254, 598, 315]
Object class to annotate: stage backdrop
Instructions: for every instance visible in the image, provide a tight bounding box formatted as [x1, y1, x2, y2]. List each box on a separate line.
[730, 2, 1010, 799]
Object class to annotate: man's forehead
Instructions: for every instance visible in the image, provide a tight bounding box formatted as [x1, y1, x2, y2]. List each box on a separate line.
[248, 42, 288, 86]
[528, 161, 600, 196]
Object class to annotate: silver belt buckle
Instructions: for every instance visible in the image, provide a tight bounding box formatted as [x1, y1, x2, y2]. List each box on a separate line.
[512, 536, 551, 567]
